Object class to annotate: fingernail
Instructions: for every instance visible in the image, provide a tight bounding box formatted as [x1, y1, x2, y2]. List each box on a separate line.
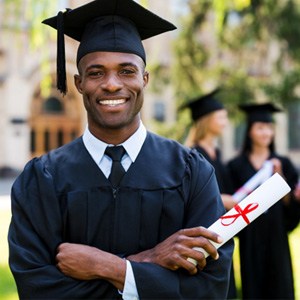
[217, 236, 223, 243]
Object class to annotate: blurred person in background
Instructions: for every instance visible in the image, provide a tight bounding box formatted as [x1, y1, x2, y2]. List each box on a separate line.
[182, 88, 237, 299]
[227, 103, 300, 299]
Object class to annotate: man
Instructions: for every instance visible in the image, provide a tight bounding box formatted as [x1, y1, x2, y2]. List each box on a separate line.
[8, 0, 233, 299]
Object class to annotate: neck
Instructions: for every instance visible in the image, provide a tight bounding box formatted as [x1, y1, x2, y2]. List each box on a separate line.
[89, 119, 140, 145]
[198, 135, 217, 158]
[251, 144, 270, 157]
[199, 133, 217, 148]
[249, 145, 270, 169]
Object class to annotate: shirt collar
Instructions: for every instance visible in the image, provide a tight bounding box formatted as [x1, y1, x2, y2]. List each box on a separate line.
[83, 122, 147, 164]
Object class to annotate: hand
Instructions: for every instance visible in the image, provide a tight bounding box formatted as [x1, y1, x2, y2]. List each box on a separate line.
[221, 194, 237, 211]
[293, 182, 300, 202]
[127, 226, 222, 275]
[56, 243, 126, 290]
[270, 158, 283, 176]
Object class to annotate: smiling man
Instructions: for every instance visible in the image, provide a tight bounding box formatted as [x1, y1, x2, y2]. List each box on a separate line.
[8, 0, 234, 299]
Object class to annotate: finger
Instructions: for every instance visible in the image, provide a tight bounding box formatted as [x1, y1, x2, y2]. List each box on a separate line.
[178, 257, 199, 275]
[57, 242, 70, 253]
[174, 230, 221, 260]
[172, 244, 207, 272]
[183, 251, 207, 272]
[179, 227, 223, 244]
[195, 237, 219, 260]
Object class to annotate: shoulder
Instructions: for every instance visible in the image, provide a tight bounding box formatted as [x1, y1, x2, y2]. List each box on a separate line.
[41, 137, 84, 164]
[272, 153, 293, 165]
[146, 131, 190, 158]
[146, 132, 211, 166]
[19, 137, 84, 177]
[145, 132, 214, 179]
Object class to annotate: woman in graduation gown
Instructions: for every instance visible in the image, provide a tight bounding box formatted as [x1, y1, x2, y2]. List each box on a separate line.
[183, 89, 237, 299]
[227, 103, 300, 299]
[8, 0, 234, 299]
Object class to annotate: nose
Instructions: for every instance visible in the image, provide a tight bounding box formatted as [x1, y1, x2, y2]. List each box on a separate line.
[101, 73, 123, 92]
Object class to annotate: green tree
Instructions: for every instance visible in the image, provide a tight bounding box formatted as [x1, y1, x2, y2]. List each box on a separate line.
[174, 0, 300, 112]
[2, 0, 58, 95]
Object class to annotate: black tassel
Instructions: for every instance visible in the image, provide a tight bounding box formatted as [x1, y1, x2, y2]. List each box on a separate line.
[56, 10, 67, 95]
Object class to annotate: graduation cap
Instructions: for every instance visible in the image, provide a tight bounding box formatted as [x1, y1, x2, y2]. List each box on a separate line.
[42, 0, 176, 95]
[181, 89, 225, 121]
[239, 102, 283, 124]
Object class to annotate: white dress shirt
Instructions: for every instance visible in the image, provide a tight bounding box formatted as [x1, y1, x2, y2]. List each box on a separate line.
[82, 122, 147, 300]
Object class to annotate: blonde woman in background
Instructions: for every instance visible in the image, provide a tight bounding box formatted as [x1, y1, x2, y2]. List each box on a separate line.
[182, 89, 237, 299]
[183, 89, 236, 211]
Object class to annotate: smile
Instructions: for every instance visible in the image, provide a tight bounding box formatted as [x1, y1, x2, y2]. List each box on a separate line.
[98, 99, 126, 106]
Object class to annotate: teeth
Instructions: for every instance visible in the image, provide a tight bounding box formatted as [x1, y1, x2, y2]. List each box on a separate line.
[99, 99, 126, 106]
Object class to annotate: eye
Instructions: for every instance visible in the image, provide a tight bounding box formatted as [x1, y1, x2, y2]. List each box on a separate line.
[88, 70, 104, 77]
[120, 68, 136, 75]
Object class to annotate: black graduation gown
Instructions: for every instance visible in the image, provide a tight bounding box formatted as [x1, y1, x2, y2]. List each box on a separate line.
[227, 153, 300, 299]
[194, 146, 234, 195]
[8, 132, 234, 299]
[194, 146, 237, 299]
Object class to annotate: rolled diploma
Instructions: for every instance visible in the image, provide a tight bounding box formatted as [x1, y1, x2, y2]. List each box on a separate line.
[232, 160, 273, 203]
[188, 173, 290, 265]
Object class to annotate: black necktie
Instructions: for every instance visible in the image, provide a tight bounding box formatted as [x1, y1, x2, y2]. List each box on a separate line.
[105, 146, 126, 187]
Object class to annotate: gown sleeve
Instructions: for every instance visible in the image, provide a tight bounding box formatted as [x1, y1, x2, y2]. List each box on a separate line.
[8, 158, 119, 299]
[131, 151, 234, 299]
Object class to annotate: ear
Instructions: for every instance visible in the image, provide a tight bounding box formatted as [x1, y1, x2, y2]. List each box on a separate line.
[143, 71, 149, 88]
[74, 74, 83, 94]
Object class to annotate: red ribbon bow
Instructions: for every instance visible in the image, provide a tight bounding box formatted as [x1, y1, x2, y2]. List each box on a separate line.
[220, 203, 259, 226]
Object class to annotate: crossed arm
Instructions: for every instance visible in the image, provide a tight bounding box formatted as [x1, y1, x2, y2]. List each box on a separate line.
[56, 226, 223, 291]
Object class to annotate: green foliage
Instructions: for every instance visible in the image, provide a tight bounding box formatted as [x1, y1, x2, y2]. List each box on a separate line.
[150, 111, 192, 144]
[0, 207, 18, 299]
[172, 1, 212, 102]
[173, 0, 300, 124]
[0, 265, 17, 299]
[275, 1, 300, 61]
[147, 63, 172, 93]
[2, 1, 57, 97]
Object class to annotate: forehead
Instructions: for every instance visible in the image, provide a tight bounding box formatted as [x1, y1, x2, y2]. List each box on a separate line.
[212, 109, 227, 116]
[251, 122, 274, 128]
[78, 51, 144, 69]
[208, 109, 227, 120]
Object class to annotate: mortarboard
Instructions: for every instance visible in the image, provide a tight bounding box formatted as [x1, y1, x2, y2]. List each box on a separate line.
[239, 102, 283, 124]
[42, 0, 176, 95]
[181, 88, 225, 121]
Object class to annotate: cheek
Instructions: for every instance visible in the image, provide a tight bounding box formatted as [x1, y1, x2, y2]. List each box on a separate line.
[80, 76, 100, 92]
[83, 81, 98, 94]
[220, 119, 228, 128]
[130, 80, 145, 97]
[249, 130, 260, 141]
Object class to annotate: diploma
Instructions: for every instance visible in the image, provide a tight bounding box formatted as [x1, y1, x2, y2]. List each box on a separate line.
[188, 173, 290, 264]
[232, 160, 273, 203]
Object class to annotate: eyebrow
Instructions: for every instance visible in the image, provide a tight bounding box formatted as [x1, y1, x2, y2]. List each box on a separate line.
[86, 62, 140, 71]
[119, 62, 139, 68]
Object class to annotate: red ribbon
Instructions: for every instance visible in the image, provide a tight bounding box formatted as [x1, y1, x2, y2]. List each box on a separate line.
[220, 203, 259, 226]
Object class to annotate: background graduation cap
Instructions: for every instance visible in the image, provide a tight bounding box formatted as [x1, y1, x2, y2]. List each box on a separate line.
[42, 0, 176, 95]
[181, 88, 225, 122]
[239, 102, 283, 124]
